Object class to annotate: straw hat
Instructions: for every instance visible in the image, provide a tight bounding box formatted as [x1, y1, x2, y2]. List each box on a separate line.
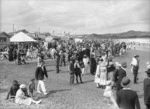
[121, 77, 131, 88]
[20, 84, 26, 89]
[115, 62, 121, 67]
[101, 61, 107, 67]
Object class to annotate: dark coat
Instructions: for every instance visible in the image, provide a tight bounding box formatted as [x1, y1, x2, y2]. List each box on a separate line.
[116, 89, 141, 109]
[35, 66, 48, 80]
[69, 62, 74, 73]
[114, 67, 126, 91]
[90, 57, 96, 74]
[6, 84, 20, 99]
[144, 78, 150, 105]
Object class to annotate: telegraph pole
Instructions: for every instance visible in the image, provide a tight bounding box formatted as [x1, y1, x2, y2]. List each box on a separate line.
[13, 24, 14, 33]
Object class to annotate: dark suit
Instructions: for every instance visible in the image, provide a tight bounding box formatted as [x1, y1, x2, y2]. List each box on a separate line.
[116, 89, 141, 109]
[144, 78, 150, 109]
[114, 67, 126, 92]
[69, 62, 74, 84]
[35, 66, 48, 80]
[133, 66, 139, 83]
[90, 57, 96, 75]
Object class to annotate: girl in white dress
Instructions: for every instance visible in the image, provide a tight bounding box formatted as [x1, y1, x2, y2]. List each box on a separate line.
[15, 84, 42, 105]
[99, 59, 107, 89]
[94, 60, 101, 88]
[103, 81, 119, 109]
[82, 55, 90, 75]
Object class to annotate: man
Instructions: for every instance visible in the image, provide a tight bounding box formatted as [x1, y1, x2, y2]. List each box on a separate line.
[144, 68, 150, 109]
[69, 58, 74, 85]
[35, 61, 48, 95]
[6, 80, 20, 100]
[116, 77, 141, 109]
[131, 55, 140, 84]
[90, 54, 96, 75]
[114, 62, 127, 93]
[60, 51, 66, 66]
[56, 52, 60, 73]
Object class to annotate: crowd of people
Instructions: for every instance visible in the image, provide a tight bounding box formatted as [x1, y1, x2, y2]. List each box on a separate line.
[4, 39, 150, 109]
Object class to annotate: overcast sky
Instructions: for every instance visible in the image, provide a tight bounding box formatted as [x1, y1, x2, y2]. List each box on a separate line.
[1, 0, 150, 34]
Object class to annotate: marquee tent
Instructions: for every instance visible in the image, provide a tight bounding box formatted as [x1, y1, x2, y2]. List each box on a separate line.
[45, 36, 54, 42]
[10, 32, 36, 42]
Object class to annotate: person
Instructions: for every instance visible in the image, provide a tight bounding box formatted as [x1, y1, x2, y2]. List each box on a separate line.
[113, 62, 121, 89]
[107, 59, 116, 81]
[114, 62, 127, 93]
[74, 59, 83, 84]
[56, 52, 60, 73]
[130, 55, 140, 84]
[15, 84, 42, 105]
[116, 77, 141, 109]
[35, 61, 48, 95]
[28, 78, 36, 98]
[69, 59, 74, 85]
[90, 54, 96, 75]
[94, 59, 101, 88]
[144, 68, 150, 109]
[6, 80, 20, 100]
[103, 81, 119, 108]
[99, 59, 107, 89]
[82, 55, 90, 75]
[60, 51, 66, 66]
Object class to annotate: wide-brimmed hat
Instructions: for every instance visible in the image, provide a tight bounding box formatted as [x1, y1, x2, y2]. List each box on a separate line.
[121, 62, 127, 68]
[20, 84, 26, 89]
[145, 68, 150, 74]
[121, 77, 131, 88]
[134, 55, 139, 58]
[101, 61, 107, 67]
[115, 62, 121, 67]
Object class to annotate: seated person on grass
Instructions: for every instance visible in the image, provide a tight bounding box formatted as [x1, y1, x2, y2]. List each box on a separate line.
[6, 80, 20, 100]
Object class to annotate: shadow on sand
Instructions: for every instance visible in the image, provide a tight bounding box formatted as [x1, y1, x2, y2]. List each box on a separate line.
[38, 89, 71, 99]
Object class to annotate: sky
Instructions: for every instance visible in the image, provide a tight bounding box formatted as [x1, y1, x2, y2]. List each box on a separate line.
[1, 0, 150, 35]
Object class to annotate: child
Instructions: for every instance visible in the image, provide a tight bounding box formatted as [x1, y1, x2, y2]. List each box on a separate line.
[28, 78, 36, 98]
[103, 81, 119, 109]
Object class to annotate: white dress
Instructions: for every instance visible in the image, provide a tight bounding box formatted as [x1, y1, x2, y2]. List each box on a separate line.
[82, 57, 90, 75]
[94, 64, 101, 83]
[103, 86, 113, 97]
[99, 64, 107, 86]
[15, 89, 32, 105]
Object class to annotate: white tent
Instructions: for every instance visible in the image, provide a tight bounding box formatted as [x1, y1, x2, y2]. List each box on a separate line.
[10, 32, 36, 42]
[75, 38, 83, 43]
[45, 36, 54, 42]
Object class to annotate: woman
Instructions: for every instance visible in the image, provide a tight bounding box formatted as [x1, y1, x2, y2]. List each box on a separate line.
[82, 55, 90, 75]
[15, 84, 42, 105]
[99, 59, 107, 89]
[94, 59, 101, 88]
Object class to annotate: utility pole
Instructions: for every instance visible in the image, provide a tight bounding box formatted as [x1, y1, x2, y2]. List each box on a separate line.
[13, 24, 14, 33]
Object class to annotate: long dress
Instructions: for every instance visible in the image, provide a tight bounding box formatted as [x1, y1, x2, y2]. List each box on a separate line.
[94, 64, 101, 84]
[82, 57, 90, 75]
[99, 63, 107, 86]
[15, 89, 32, 105]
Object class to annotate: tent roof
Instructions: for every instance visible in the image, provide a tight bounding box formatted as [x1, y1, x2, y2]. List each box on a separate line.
[10, 32, 36, 42]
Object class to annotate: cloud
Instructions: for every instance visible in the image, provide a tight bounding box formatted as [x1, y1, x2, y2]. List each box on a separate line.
[1, 0, 150, 34]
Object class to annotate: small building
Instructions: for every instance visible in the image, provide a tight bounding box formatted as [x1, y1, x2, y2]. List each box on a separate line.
[0, 32, 10, 49]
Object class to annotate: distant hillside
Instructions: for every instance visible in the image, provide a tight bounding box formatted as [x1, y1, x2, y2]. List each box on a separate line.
[79, 30, 150, 39]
